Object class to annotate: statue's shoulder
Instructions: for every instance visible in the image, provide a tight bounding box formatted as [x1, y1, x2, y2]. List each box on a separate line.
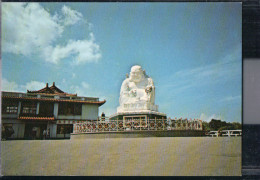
[147, 77, 154, 84]
[121, 78, 130, 86]
[123, 78, 130, 82]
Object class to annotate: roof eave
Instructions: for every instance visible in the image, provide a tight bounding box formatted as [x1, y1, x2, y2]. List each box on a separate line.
[2, 96, 106, 105]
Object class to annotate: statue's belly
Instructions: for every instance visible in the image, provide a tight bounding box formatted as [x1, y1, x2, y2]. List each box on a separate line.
[136, 89, 147, 101]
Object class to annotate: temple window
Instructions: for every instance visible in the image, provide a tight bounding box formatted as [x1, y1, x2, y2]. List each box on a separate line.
[39, 102, 54, 116]
[2, 100, 18, 114]
[21, 101, 37, 115]
[58, 103, 82, 115]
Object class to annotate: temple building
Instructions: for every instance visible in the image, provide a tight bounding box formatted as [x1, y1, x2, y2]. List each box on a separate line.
[1, 82, 106, 139]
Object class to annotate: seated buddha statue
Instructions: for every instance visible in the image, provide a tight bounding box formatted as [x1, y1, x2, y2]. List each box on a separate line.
[117, 65, 158, 112]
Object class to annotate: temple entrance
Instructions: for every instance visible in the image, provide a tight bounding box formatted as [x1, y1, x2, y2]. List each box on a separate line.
[123, 115, 147, 129]
[24, 123, 47, 139]
[56, 124, 73, 138]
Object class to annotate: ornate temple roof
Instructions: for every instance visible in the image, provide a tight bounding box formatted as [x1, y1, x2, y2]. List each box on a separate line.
[2, 82, 106, 106]
[2, 95, 106, 105]
[27, 82, 77, 96]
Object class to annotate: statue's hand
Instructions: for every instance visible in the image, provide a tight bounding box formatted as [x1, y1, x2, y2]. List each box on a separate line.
[145, 86, 152, 93]
[129, 89, 137, 97]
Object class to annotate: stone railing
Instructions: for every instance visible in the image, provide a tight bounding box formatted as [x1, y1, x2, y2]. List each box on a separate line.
[72, 119, 203, 134]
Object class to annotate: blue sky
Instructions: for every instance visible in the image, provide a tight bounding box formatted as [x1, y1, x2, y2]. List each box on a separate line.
[2, 3, 242, 122]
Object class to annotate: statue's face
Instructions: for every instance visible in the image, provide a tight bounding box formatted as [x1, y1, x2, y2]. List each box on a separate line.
[130, 66, 144, 83]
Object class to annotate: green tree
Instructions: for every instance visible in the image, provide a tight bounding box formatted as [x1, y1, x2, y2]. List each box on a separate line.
[202, 122, 211, 131]
[209, 119, 223, 130]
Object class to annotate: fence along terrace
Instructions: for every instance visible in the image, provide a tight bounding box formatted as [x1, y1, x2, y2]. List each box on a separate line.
[72, 117, 203, 134]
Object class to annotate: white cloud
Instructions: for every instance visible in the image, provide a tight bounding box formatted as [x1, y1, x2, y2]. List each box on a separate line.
[219, 95, 241, 102]
[61, 5, 83, 26]
[200, 113, 222, 122]
[69, 81, 91, 97]
[72, 73, 76, 78]
[2, 3, 63, 56]
[22, 81, 46, 91]
[2, 3, 102, 65]
[45, 33, 101, 64]
[68, 81, 109, 101]
[88, 23, 94, 31]
[1, 78, 45, 92]
[81, 82, 90, 89]
[1, 78, 20, 92]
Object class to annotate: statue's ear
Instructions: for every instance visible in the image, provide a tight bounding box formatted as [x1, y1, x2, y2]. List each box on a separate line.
[143, 70, 148, 77]
[126, 73, 129, 78]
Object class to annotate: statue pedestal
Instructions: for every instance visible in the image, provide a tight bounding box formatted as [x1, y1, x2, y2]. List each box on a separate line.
[109, 110, 167, 121]
[117, 102, 158, 113]
[109, 110, 167, 129]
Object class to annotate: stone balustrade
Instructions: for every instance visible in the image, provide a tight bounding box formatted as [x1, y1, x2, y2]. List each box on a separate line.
[72, 118, 203, 134]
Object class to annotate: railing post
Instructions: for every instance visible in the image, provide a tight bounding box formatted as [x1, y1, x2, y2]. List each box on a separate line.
[155, 117, 157, 131]
[91, 120, 93, 132]
[108, 121, 110, 131]
[132, 119, 134, 131]
[117, 118, 118, 132]
[163, 118, 164, 131]
[148, 117, 150, 131]
[102, 121, 104, 132]
[123, 118, 125, 132]
[97, 118, 99, 132]
[140, 117, 141, 131]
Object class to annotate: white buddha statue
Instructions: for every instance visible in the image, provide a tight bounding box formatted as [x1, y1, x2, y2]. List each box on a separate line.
[117, 65, 158, 113]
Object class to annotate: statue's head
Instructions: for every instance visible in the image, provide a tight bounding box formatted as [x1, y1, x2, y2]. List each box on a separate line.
[129, 65, 145, 83]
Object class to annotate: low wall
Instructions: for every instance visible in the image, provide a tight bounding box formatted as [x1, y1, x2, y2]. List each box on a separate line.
[71, 130, 206, 140]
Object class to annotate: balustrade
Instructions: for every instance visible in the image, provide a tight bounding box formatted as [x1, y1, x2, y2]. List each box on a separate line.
[72, 118, 202, 134]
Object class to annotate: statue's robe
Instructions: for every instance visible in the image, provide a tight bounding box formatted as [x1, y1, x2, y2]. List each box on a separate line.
[119, 77, 155, 107]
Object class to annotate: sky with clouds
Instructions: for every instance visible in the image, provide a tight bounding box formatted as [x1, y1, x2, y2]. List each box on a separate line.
[1, 3, 242, 122]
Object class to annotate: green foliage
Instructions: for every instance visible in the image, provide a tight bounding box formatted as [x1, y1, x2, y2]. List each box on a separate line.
[231, 122, 242, 130]
[219, 126, 231, 131]
[202, 122, 211, 131]
[203, 119, 242, 131]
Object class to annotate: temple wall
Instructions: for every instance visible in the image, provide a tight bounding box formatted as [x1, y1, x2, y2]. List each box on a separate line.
[49, 123, 57, 138]
[53, 103, 59, 118]
[82, 104, 99, 120]
[57, 115, 81, 120]
[16, 123, 25, 138]
[2, 119, 25, 139]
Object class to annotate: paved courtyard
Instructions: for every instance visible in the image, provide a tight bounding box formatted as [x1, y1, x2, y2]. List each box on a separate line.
[1, 137, 241, 176]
